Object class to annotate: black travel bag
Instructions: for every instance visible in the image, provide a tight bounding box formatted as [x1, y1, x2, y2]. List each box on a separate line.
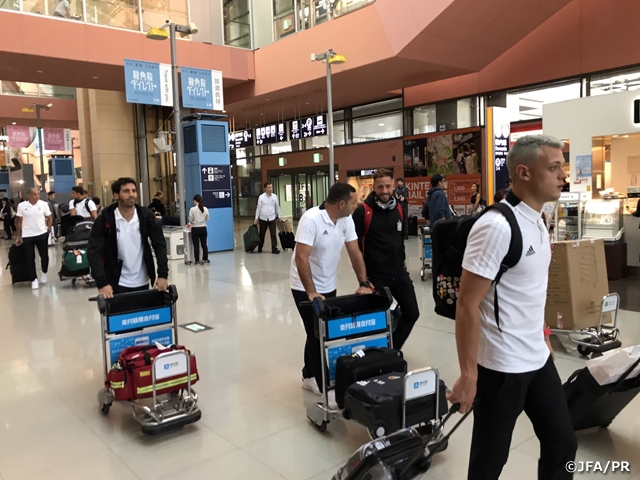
[7, 244, 31, 284]
[334, 348, 406, 409]
[564, 357, 640, 431]
[279, 231, 295, 250]
[243, 225, 260, 252]
[334, 403, 471, 480]
[342, 372, 448, 438]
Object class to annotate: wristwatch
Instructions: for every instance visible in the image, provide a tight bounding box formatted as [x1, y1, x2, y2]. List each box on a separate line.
[359, 280, 373, 289]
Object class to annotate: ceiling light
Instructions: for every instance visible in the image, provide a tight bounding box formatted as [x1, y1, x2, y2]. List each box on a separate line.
[92, 76, 99, 79]
[36, 70, 43, 73]
[305, 102, 310, 105]
[265, 99, 270, 101]
[11, 122, 16, 125]
[623, 135, 629, 138]
[378, 123, 385, 126]
[613, 135, 619, 138]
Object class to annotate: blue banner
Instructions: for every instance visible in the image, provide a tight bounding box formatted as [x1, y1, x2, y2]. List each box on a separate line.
[326, 336, 389, 383]
[181, 67, 213, 109]
[107, 328, 174, 365]
[108, 306, 173, 334]
[124, 59, 172, 107]
[326, 310, 388, 340]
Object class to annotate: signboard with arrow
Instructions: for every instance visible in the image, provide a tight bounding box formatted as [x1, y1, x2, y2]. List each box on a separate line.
[200, 165, 232, 209]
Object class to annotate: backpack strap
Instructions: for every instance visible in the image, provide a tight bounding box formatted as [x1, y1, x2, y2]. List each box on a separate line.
[396, 203, 404, 221]
[362, 203, 373, 254]
[483, 191, 523, 333]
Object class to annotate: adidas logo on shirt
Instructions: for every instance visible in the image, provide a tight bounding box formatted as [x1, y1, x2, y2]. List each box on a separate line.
[322, 230, 329, 235]
[526, 245, 536, 257]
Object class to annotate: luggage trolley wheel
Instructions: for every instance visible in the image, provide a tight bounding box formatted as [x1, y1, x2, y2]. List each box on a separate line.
[577, 344, 592, 357]
[314, 421, 328, 433]
[367, 425, 388, 440]
[97, 387, 113, 415]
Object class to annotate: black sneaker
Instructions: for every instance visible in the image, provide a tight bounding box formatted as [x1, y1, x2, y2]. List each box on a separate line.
[272, 248, 280, 254]
[258, 248, 262, 253]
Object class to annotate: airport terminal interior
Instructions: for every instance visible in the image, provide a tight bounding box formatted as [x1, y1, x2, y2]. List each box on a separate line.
[2, 0, 640, 478]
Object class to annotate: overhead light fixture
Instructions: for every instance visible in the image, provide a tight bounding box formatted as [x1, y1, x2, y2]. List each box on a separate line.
[92, 76, 99, 79]
[11, 122, 16, 125]
[36, 70, 43, 73]
[623, 135, 629, 138]
[378, 123, 385, 126]
[265, 98, 270, 101]
[146, 26, 169, 40]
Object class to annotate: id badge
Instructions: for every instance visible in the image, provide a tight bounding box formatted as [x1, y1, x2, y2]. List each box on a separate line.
[397, 220, 402, 232]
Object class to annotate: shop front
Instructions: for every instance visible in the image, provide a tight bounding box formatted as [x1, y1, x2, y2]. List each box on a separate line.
[544, 89, 640, 278]
[261, 139, 403, 219]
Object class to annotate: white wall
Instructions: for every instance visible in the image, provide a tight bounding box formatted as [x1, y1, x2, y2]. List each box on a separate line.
[190, 0, 224, 46]
[543, 89, 640, 192]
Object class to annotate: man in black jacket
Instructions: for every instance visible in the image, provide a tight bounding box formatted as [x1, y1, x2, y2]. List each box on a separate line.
[88, 177, 169, 298]
[352, 168, 420, 349]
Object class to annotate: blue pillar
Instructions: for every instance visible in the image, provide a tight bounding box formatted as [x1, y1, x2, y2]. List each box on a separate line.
[182, 119, 233, 252]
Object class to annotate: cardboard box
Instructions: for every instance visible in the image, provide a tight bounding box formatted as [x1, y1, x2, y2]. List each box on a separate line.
[545, 239, 610, 331]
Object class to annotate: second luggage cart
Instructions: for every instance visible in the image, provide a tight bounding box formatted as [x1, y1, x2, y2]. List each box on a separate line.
[306, 289, 448, 444]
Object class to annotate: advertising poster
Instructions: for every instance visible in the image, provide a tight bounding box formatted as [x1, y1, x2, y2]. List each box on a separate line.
[405, 174, 481, 221]
[575, 154, 592, 185]
[404, 131, 481, 178]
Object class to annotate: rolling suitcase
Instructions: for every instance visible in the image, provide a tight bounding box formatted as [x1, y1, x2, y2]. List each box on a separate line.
[7, 244, 31, 284]
[279, 231, 295, 250]
[335, 348, 406, 409]
[342, 372, 448, 438]
[59, 249, 90, 278]
[408, 216, 418, 236]
[243, 225, 260, 252]
[564, 357, 640, 431]
[183, 228, 195, 265]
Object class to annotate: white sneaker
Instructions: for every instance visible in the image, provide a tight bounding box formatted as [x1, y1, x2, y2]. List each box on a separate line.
[31, 279, 39, 290]
[40, 273, 47, 284]
[327, 390, 339, 410]
[301, 377, 321, 396]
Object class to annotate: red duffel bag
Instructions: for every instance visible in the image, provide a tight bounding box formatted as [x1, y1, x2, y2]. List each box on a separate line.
[106, 344, 199, 401]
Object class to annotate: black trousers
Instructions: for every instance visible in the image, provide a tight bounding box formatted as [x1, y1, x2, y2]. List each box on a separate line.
[401, 206, 409, 238]
[469, 356, 577, 480]
[114, 284, 149, 295]
[370, 274, 419, 350]
[23, 232, 49, 281]
[292, 289, 337, 392]
[259, 219, 277, 251]
[191, 227, 208, 262]
[3, 218, 12, 239]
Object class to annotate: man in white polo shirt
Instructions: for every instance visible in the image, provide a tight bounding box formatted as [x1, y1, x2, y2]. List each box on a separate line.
[69, 186, 97, 220]
[15, 188, 53, 290]
[88, 177, 168, 298]
[447, 135, 577, 479]
[291, 182, 373, 405]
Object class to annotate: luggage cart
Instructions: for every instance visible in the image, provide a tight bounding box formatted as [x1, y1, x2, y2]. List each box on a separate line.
[306, 289, 448, 445]
[419, 226, 432, 281]
[551, 293, 622, 358]
[94, 286, 201, 435]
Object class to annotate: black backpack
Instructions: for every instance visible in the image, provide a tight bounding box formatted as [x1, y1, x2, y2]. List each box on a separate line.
[431, 192, 522, 331]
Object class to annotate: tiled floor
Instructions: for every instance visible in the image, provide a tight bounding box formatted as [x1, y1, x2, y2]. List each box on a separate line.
[0, 219, 639, 480]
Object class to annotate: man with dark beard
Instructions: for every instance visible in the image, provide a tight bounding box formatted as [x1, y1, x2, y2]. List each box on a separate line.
[352, 168, 420, 349]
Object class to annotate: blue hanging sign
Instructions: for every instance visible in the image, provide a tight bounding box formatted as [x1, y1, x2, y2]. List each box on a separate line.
[181, 67, 213, 109]
[124, 59, 172, 106]
[326, 310, 388, 340]
[107, 306, 173, 334]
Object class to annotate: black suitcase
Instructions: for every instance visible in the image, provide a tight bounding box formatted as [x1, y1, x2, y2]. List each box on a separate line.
[343, 372, 448, 438]
[408, 216, 418, 236]
[279, 231, 295, 250]
[564, 357, 640, 431]
[335, 348, 406, 409]
[7, 244, 31, 284]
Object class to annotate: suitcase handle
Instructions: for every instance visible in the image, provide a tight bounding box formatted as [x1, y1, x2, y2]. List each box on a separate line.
[611, 356, 640, 393]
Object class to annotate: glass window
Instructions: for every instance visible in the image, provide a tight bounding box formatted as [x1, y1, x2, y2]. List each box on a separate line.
[590, 68, 640, 96]
[331, 0, 374, 18]
[413, 105, 436, 134]
[224, 0, 251, 49]
[273, 0, 296, 40]
[502, 82, 581, 122]
[85, 0, 140, 30]
[0, 0, 19, 11]
[352, 112, 402, 143]
[352, 98, 402, 118]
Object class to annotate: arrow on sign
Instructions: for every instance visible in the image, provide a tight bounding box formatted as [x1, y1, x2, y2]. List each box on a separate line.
[225, 192, 230, 198]
[202, 167, 207, 173]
